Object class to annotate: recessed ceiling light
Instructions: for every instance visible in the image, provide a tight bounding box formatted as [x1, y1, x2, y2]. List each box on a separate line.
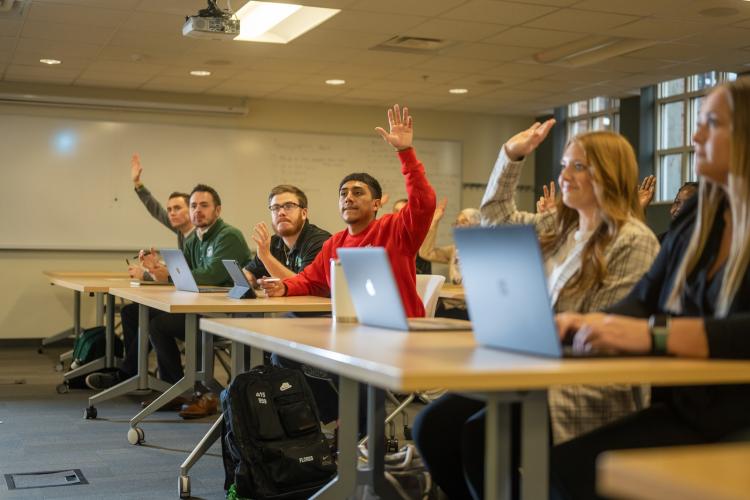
[325, 79, 346, 86]
[449, 88, 468, 94]
[234, 1, 340, 44]
[190, 70, 212, 76]
[39, 58, 61, 65]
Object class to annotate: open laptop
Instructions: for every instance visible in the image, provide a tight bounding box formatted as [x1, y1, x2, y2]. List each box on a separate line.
[161, 249, 229, 293]
[337, 247, 472, 331]
[221, 259, 257, 299]
[454, 225, 622, 358]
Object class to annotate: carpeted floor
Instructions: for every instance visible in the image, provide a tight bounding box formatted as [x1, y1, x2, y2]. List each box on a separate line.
[0, 343, 226, 500]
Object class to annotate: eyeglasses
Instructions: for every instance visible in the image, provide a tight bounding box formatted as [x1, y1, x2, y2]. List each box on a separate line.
[268, 202, 301, 214]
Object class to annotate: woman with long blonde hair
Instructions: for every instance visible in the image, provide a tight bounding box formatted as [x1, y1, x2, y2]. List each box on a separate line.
[552, 77, 750, 499]
[413, 122, 660, 499]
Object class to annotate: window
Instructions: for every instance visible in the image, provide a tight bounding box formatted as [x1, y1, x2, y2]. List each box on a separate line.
[654, 71, 737, 201]
[567, 97, 619, 140]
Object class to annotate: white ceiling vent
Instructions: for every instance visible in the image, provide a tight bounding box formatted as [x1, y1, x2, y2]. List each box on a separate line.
[372, 36, 453, 54]
[0, 0, 30, 18]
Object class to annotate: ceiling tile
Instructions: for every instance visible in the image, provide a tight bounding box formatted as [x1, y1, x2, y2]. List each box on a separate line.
[413, 56, 500, 72]
[440, 1, 558, 25]
[677, 27, 750, 49]
[586, 56, 678, 74]
[26, 2, 125, 28]
[479, 61, 559, 79]
[141, 75, 219, 92]
[321, 10, 428, 35]
[438, 43, 537, 63]
[312, 63, 396, 80]
[5, 63, 80, 81]
[384, 68, 469, 84]
[12, 52, 92, 70]
[85, 60, 166, 77]
[244, 58, 330, 73]
[572, 0, 688, 17]
[34, 0, 140, 9]
[74, 71, 152, 87]
[15, 38, 102, 59]
[607, 18, 708, 41]
[0, 19, 23, 37]
[484, 26, 585, 49]
[21, 20, 115, 44]
[349, 0, 465, 17]
[404, 18, 507, 42]
[524, 8, 640, 32]
[292, 29, 390, 50]
[231, 70, 308, 84]
[627, 43, 716, 62]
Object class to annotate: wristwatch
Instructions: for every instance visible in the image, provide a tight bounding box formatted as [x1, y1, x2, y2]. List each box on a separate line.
[648, 314, 671, 355]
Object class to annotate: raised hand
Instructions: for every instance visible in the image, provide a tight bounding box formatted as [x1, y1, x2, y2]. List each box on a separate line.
[433, 197, 448, 222]
[638, 175, 656, 208]
[252, 222, 272, 260]
[536, 181, 557, 214]
[375, 104, 413, 151]
[131, 153, 143, 187]
[504, 119, 556, 161]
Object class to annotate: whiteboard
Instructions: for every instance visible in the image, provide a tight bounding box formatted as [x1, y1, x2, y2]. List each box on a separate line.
[1, 114, 462, 250]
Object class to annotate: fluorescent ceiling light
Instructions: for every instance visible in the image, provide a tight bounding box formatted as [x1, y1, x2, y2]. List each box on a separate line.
[325, 79, 346, 85]
[449, 88, 468, 94]
[234, 1, 340, 44]
[40, 58, 61, 65]
[190, 70, 212, 76]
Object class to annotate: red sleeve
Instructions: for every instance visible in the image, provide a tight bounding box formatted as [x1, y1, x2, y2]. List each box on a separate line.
[283, 238, 333, 297]
[392, 148, 437, 253]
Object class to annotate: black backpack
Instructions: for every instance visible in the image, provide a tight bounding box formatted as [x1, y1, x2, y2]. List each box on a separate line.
[221, 365, 336, 499]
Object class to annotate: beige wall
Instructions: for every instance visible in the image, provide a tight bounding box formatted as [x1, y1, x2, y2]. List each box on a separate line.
[0, 84, 534, 339]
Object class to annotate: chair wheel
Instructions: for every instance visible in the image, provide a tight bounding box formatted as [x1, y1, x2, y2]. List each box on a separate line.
[54, 363, 64, 372]
[178, 475, 191, 498]
[37, 346, 44, 354]
[127, 426, 145, 445]
[56, 383, 70, 394]
[84, 406, 97, 419]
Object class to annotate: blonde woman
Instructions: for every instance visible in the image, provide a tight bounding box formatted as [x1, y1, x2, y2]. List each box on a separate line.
[552, 77, 750, 500]
[413, 124, 659, 499]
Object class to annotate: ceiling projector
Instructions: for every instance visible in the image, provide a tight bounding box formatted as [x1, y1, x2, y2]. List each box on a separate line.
[183, 0, 240, 40]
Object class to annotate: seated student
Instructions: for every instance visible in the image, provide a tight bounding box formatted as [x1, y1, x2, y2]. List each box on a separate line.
[392, 198, 432, 275]
[655, 181, 699, 242]
[551, 77, 750, 500]
[413, 122, 660, 499]
[243, 185, 330, 284]
[260, 104, 437, 425]
[419, 198, 480, 320]
[85, 156, 194, 391]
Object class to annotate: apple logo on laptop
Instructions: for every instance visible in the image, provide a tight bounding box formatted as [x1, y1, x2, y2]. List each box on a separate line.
[365, 279, 377, 297]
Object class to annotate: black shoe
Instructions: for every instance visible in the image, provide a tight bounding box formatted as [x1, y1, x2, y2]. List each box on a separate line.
[85, 371, 123, 390]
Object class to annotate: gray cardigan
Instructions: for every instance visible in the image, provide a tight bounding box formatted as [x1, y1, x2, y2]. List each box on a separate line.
[135, 185, 188, 251]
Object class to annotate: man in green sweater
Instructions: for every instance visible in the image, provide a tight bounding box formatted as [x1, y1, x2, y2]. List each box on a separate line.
[149, 184, 251, 389]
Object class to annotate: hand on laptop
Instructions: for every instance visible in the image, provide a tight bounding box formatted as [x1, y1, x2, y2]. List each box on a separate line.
[258, 277, 286, 297]
[504, 118, 556, 161]
[375, 104, 413, 152]
[556, 312, 651, 354]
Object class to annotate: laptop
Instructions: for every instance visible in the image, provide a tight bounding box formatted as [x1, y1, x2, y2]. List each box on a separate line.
[337, 247, 472, 331]
[161, 249, 229, 293]
[454, 225, 622, 358]
[221, 259, 257, 299]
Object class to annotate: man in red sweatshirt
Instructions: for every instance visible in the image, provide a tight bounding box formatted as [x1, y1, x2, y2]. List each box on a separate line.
[260, 103, 436, 318]
[260, 104, 436, 431]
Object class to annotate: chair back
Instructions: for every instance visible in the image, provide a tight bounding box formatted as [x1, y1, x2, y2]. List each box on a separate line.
[416, 274, 446, 318]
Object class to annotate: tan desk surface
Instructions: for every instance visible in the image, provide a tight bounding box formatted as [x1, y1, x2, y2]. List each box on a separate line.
[44, 271, 132, 293]
[439, 283, 464, 300]
[598, 443, 750, 500]
[199, 317, 750, 392]
[108, 286, 331, 314]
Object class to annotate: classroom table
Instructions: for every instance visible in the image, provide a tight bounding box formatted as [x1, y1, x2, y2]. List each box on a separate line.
[439, 283, 464, 300]
[598, 442, 750, 500]
[98, 286, 331, 446]
[43, 271, 130, 385]
[197, 317, 750, 500]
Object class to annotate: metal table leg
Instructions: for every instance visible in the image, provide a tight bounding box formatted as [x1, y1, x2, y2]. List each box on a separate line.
[87, 304, 170, 413]
[520, 391, 549, 500]
[485, 394, 513, 500]
[311, 376, 359, 499]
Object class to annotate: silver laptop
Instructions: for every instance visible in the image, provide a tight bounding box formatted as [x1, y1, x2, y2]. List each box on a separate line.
[337, 247, 471, 331]
[454, 225, 622, 358]
[161, 249, 229, 293]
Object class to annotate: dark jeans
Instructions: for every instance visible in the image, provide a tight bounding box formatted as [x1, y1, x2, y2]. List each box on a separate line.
[119, 303, 164, 377]
[148, 313, 187, 384]
[413, 394, 525, 500]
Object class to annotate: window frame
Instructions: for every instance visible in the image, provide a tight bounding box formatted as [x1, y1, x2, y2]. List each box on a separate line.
[566, 96, 620, 140]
